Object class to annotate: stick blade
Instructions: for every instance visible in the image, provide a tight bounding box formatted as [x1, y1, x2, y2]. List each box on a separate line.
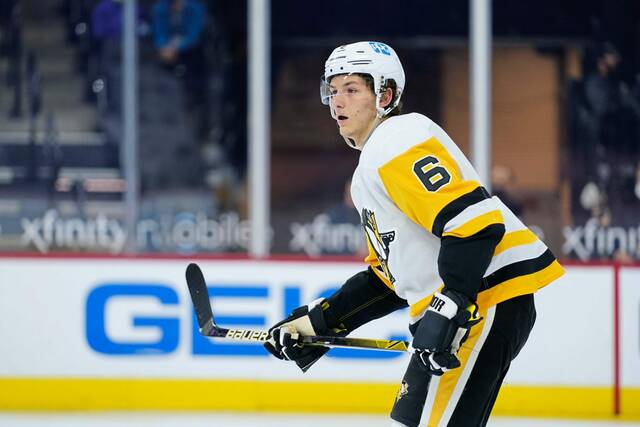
[185, 263, 214, 329]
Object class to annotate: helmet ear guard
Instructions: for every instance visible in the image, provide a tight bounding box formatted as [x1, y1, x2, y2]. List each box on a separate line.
[374, 81, 402, 118]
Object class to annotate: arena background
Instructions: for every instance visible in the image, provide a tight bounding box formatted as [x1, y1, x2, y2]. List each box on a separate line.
[0, 0, 639, 425]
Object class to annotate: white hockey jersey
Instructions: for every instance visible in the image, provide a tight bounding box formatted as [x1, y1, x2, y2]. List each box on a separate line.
[350, 113, 564, 320]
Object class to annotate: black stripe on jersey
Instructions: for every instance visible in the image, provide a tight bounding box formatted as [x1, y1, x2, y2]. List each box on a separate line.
[439, 223, 505, 300]
[482, 249, 556, 291]
[432, 186, 491, 238]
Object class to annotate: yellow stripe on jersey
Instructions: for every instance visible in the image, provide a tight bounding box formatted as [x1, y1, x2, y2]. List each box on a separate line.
[408, 258, 564, 320]
[442, 209, 504, 238]
[378, 136, 483, 234]
[493, 229, 539, 256]
[477, 259, 564, 309]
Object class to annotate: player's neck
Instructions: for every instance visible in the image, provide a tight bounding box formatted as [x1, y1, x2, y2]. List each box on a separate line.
[356, 116, 388, 150]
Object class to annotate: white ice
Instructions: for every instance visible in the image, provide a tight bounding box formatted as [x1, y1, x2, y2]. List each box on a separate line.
[0, 412, 639, 427]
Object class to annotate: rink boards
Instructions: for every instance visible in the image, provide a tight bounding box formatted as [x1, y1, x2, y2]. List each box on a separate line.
[0, 257, 637, 419]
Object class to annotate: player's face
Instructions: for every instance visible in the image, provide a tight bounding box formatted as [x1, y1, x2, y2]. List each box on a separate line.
[328, 74, 378, 149]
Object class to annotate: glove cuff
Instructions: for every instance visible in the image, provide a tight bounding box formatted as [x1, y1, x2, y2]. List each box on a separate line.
[295, 346, 330, 372]
[308, 299, 330, 334]
[426, 291, 459, 320]
[436, 288, 480, 325]
[280, 298, 329, 336]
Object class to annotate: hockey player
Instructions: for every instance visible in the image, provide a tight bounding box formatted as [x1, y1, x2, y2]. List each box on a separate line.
[264, 41, 564, 427]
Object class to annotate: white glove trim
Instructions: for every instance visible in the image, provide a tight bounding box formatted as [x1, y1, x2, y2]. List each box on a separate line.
[426, 291, 458, 320]
[307, 297, 324, 311]
[279, 326, 302, 360]
[285, 312, 316, 335]
[428, 353, 449, 373]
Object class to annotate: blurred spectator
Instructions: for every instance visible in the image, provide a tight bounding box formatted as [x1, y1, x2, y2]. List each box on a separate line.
[90, 0, 146, 113]
[151, 0, 210, 139]
[90, 0, 124, 112]
[583, 43, 621, 120]
[581, 43, 622, 188]
[152, 0, 205, 64]
[491, 164, 523, 218]
[0, 0, 22, 118]
[92, 0, 125, 41]
[569, 41, 640, 230]
[201, 1, 248, 192]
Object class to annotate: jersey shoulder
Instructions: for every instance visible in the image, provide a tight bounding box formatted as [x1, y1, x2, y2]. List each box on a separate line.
[360, 113, 436, 168]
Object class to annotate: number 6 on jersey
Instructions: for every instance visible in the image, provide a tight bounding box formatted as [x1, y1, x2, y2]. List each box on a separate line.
[413, 155, 451, 192]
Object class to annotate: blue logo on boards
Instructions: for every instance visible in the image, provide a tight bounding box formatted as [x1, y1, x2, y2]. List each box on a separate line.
[85, 282, 406, 359]
[86, 284, 179, 355]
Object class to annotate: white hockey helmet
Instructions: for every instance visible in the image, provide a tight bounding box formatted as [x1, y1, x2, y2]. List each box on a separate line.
[320, 41, 405, 117]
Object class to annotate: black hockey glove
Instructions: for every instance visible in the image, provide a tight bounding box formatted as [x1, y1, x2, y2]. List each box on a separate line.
[264, 299, 345, 373]
[411, 288, 482, 376]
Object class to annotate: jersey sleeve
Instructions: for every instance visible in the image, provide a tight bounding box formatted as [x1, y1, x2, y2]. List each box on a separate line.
[377, 136, 504, 238]
[324, 268, 408, 333]
[378, 135, 506, 300]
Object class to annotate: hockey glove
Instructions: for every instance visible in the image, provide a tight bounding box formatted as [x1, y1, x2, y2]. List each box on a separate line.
[412, 288, 482, 376]
[264, 299, 345, 372]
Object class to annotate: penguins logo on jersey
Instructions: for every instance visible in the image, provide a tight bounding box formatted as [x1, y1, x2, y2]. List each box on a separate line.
[362, 208, 396, 283]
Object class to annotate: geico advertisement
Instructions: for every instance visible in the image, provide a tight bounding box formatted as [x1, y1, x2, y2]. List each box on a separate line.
[0, 258, 409, 382]
[503, 266, 614, 386]
[621, 267, 640, 387]
[0, 259, 622, 386]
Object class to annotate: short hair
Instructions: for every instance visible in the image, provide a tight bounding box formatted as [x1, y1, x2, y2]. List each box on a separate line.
[358, 73, 403, 117]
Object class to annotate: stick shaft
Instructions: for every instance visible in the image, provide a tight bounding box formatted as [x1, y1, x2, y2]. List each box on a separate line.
[204, 323, 408, 352]
[186, 262, 409, 352]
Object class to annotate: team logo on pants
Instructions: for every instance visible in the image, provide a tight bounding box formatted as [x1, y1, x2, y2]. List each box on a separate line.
[361, 208, 396, 283]
[396, 380, 409, 402]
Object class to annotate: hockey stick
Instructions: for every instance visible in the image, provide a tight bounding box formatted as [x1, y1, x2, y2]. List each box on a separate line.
[185, 262, 409, 352]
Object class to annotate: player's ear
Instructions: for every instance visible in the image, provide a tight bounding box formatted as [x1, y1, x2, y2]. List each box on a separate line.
[380, 87, 393, 109]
